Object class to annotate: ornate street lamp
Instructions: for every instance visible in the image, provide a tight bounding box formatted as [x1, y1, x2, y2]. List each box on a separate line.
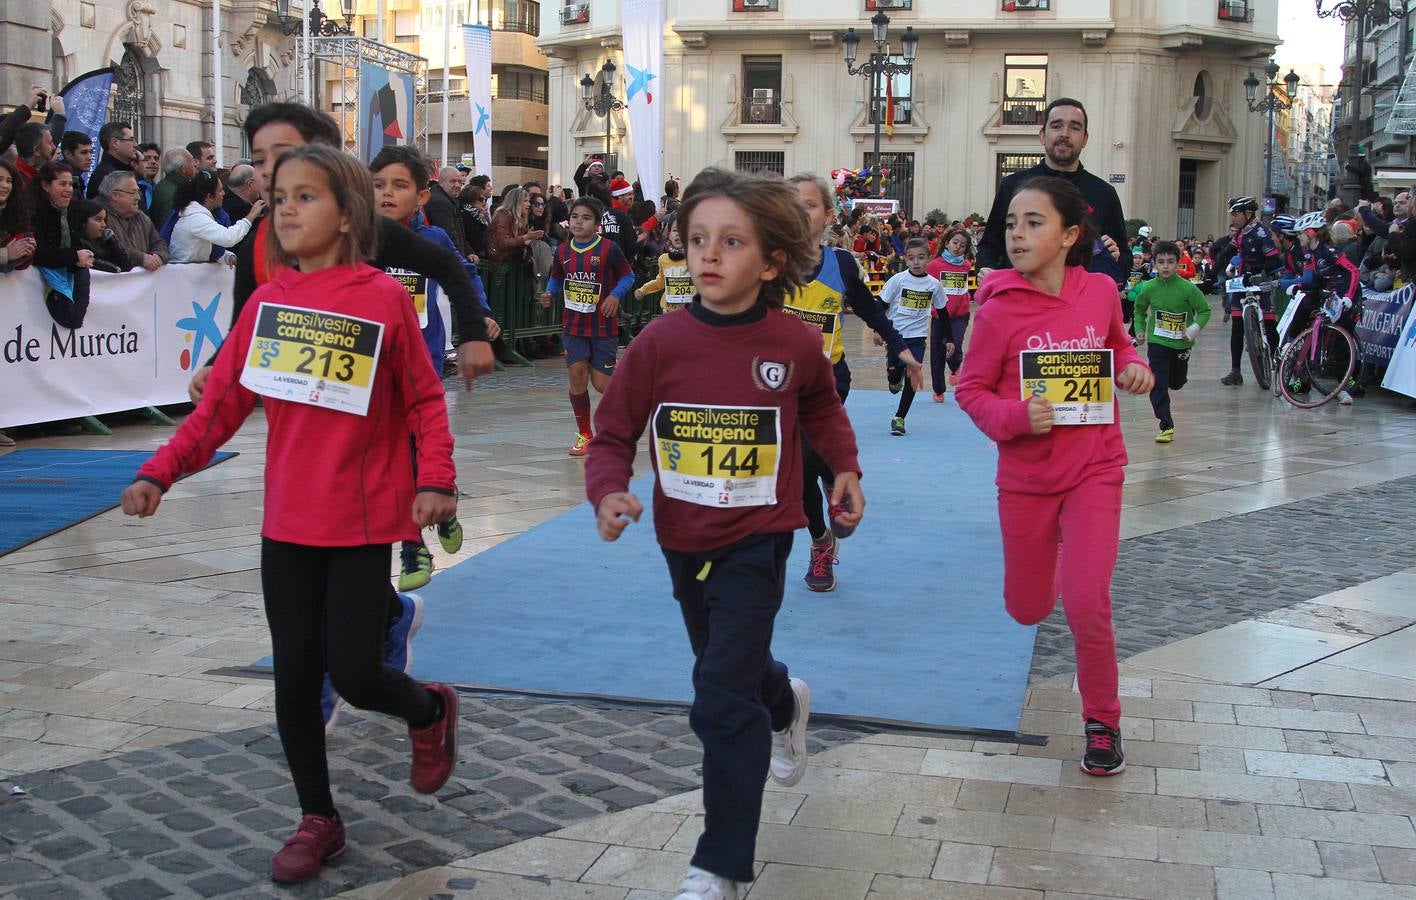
[1317, 0, 1408, 205]
[1244, 61, 1301, 201]
[842, 11, 919, 195]
[581, 60, 626, 161]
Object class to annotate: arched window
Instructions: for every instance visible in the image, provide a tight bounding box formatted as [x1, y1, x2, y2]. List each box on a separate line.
[111, 46, 145, 139]
[240, 69, 277, 156]
[1193, 71, 1213, 122]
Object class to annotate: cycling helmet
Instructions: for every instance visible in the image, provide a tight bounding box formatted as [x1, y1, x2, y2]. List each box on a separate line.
[1270, 213, 1298, 234]
[1228, 196, 1260, 214]
[1295, 211, 1327, 233]
[1138, 225, 1153, 238]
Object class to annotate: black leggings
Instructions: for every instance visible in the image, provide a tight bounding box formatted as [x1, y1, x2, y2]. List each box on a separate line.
[1229, 315, 1280, 370]
[801, 434, 833, 541]
[262, 539, 437, 817]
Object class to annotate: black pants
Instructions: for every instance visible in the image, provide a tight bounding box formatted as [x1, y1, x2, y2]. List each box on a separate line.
[800, 359, 851, 541]
[262, 539, 437, 817]
[1146, 343, 1190, 430]
[930, 313, 968, 393]
[663, 533, 796, 884]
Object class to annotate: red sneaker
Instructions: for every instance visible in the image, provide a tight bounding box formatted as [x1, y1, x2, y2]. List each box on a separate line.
[409, 683, 458, 794]
[270, 813, 345, 884]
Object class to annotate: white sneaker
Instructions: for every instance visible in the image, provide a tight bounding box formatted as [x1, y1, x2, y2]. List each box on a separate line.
[1339, 390, 1354, 406]
[770, 677, 811, 787]
[674, 866, 739, 900]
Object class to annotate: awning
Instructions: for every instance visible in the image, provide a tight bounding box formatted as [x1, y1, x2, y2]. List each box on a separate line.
[1375, 168, 1416, 186]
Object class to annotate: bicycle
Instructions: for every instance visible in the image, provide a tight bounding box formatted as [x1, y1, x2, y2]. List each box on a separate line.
[1276, 292, 1358, 409]
[1224, 276, 1276, 389]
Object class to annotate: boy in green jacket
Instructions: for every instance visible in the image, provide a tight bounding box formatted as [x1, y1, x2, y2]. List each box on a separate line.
[1133, 240, 1211, 443]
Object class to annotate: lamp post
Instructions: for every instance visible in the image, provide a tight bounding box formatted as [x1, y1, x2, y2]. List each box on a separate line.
[1244, 61, 1300, 205]
[1317, 0, 1408, 207]
[841, 11, 918, 194]
[274, 0, 356, 35]
[581, 60, 626, 163]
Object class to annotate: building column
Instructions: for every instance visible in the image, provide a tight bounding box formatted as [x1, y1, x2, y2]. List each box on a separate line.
[0, 2, 53, 104]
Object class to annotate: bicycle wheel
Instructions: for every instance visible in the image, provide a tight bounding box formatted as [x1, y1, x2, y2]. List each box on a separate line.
[1278, 322, 1356, 408]
[1243, 304, 1271, 389]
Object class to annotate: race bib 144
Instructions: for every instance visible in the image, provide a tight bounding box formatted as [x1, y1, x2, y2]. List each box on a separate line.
[652, 403, 781, 508]
[240, 303, 384, 416]
[1019, 349, 1114, 426]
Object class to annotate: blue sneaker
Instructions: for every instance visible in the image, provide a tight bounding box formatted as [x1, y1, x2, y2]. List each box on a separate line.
[320, 676, 343, 733]
[385, 592, 425, 675]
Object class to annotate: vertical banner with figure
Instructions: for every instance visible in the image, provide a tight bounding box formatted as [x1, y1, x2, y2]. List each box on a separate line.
[462, 24, 493, 178]
[59, 68, 116, 185]
[1383, 298, 1416, 398]
[620, 0, 663, 207]
[359, 63, 416, 164]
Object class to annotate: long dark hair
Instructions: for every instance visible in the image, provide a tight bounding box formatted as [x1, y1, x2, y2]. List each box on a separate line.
[68, 197, 106, 236]
[176, 170, 224, 211]
[0, 157, 33, 236]
[1014, 176, 1096, 268]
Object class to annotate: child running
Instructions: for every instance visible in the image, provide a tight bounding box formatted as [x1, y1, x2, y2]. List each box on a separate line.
[586, 167, 864, 900]
[371, 145, 471, 590]
[926, 227, 974, 401]
[119, 145, 460, 884]
[633, 215, 693, 312]
[956, 176, 1153, 777]
[876, 237, 947, 434]
[1132, 240, 1210, 442]
[539, 195, 636, 456]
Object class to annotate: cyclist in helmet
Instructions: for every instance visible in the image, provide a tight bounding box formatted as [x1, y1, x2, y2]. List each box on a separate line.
[1284, 211, 1359, 345]
[1270, 213, 1308, 316]
[1219, 196, 1282, 386]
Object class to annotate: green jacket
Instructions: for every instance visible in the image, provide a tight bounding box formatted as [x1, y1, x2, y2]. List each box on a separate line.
[1132, 274, 1211, 350]
[148, 173, 190, 230]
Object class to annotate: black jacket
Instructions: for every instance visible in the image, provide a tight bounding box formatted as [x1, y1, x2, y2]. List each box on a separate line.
[88, 155, 146, 213]
[424, 183, 468, 257]
[228, 214, 492, 349]
[599, 207, 637, 264]
[32, 199, 80, 269]
[977, 160, 1128, 287]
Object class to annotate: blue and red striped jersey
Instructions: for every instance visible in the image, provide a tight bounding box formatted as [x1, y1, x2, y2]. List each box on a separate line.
[551, 236, 634, 338]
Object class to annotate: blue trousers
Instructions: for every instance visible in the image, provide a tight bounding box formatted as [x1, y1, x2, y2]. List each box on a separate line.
[662, 533, 796, 883]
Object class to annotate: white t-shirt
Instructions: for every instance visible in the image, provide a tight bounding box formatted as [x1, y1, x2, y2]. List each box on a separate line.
[880, 270, 947, 339]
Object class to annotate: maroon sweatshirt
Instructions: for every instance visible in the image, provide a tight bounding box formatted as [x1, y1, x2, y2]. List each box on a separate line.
[137, 263, 456, 546]
[585, 300, 860, 553]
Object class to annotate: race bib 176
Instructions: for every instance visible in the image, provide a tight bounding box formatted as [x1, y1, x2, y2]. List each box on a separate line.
[1153, 310, 1188, 341]
[240, 303, 384, 416]
[652, 403, 781, 507]
[1019, 349, 1114, 426]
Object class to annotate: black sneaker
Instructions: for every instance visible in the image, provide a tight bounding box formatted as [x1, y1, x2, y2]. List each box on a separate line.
[1080, 719, 1125, 776]
[1219, 370, 1243, 386]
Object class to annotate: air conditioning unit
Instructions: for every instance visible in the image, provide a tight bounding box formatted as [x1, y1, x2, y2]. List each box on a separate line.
[1012, 0, 1046, 8]
[739, 0, 773, 9]
[752, 88, 775, 101]
[561, 3, 589, 25]
[748, 101, 774, 122]
[1217, 1, 1252, 22]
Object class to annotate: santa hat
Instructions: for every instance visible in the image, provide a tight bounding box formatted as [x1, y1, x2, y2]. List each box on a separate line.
[610, 178, 634, 198]
[587, 158, 605, 170]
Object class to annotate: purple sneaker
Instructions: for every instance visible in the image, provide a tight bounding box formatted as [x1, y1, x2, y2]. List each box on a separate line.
[804, 533, 838, 592]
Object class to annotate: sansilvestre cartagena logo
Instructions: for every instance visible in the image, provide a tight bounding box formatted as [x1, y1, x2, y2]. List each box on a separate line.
[174, 293, 224, 371]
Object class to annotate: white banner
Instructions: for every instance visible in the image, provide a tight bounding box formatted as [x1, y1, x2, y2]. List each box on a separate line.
[1382, 298, 1416, 398]
[463, 24, 493, 179]
[0, 265, 234, 428]
[621, 0, 663, 207]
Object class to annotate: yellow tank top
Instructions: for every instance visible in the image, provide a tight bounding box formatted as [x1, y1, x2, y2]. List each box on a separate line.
[783, 247, 847, 363]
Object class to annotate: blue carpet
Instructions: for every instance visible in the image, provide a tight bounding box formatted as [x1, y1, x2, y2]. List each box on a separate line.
[414, 389, 1035, 734]
[0, 449, 236, 556]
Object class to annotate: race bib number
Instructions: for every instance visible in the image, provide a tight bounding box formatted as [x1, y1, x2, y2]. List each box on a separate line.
[783, 304, 837, 358]
[241, 303, 384, 416]
[1225, 276, 1248, 294]
[1153, 310, 1188, 341]
[564, 278, 601, 314]
[386, 267, 428, 327]
[899, 288, 933, 311]
[940, 271, 968, 293]
[1019, 349, 1114, 426]
[652, 403, 781, 508]
[664, 273, 695, 304]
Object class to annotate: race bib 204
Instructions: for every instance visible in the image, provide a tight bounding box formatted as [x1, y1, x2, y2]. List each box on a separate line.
[652, 403, 781, 508]
[664, 273, 695, 304]
[240, 303, 384, 416]
[1020, 349, 1114, 426]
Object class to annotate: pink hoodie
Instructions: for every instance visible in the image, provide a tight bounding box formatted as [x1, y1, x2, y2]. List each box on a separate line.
[955, 266, 1146, 495]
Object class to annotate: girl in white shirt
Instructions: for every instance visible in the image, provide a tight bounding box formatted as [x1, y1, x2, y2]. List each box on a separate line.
[170, 170, 264, 263]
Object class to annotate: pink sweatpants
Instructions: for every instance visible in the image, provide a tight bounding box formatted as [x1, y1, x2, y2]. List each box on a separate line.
[998, 470, 1123, 729]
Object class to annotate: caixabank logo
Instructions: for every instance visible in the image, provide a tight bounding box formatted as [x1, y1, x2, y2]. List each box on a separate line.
[174, 292, 225, 371]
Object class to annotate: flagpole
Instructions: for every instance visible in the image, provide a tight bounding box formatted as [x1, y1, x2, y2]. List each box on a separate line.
[301, 0, 312, 105]
[212, 0, 223, 167]
[440, 0, 451, 167]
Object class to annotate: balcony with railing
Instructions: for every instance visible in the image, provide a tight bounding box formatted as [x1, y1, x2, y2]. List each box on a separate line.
[740, 94, 782, 125]
[1001, 98, 1045, 126]
[560, 2, 589, 26]
[1216, 0, 1252, 23]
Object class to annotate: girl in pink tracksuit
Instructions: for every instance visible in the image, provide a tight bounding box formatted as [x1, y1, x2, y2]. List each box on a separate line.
[956, 176, 1153, 777]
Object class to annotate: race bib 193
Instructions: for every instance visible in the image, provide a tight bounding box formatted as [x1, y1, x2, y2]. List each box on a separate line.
[652, 403, 781, 507]
[1020, 349, 1114, 426]
[1153, 309, 1188, 341]
[240, 303, 384, 416]
[564, 278, 601, 314]
[940, 271, 968, 292]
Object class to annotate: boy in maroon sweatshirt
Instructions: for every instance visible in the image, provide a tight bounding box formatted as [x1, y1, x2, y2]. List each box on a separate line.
[584, 168, 862, 899]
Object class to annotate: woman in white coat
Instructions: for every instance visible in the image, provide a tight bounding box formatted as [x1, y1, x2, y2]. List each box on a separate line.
[170, 170, 264, 263]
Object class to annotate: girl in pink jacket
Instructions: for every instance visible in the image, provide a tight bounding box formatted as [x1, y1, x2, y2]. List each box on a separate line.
[956, 177, 1153, 777]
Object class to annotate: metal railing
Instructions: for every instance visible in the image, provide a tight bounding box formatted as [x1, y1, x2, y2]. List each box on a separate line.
[740, 95, 782, 125]
[1001, 98, 1045, 126]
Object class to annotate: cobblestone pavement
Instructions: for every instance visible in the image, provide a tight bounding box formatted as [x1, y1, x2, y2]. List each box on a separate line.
[1029, 473, 1416, 681]
[0, 696, 859, 898]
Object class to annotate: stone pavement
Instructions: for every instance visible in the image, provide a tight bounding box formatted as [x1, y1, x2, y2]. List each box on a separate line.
[2, 312, 1415, 898]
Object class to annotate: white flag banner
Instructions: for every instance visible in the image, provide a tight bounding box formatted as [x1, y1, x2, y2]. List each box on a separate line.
[463, 24, 493, 178]
[0, 265, 234, 428]
[1382, 300, 1416, 397]
[620, 0, 663, 207]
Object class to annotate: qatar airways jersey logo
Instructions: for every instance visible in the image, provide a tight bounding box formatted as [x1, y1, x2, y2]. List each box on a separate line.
[1023, 325, 1106, 351]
